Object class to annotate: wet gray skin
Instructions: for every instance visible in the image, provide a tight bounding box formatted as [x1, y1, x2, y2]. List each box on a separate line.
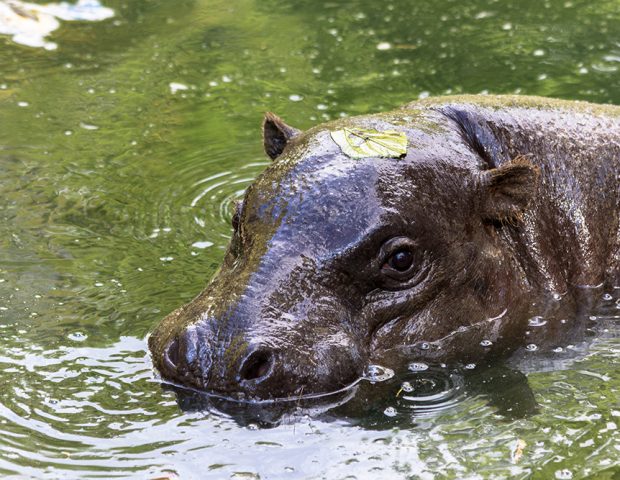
[149, 95, 620, 402]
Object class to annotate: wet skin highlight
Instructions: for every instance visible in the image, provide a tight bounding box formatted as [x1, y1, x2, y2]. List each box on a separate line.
[149, 95, 620, 401]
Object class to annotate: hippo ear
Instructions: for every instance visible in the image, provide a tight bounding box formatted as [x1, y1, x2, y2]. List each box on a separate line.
[262, 112, 301, 160]
[478, 156, 540, 223]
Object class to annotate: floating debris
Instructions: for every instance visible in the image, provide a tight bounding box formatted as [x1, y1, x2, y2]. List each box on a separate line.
[0, 0, 114, 50]
[330, 127, 407, 159]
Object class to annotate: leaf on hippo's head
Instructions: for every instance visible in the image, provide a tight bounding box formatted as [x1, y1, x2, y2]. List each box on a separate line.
[330, 127, 408, 159]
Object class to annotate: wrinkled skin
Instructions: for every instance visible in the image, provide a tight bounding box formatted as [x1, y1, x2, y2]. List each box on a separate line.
[149, 95, 620, 402]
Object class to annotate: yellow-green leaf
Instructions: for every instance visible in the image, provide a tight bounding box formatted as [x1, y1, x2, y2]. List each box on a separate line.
[330, 127, 408, 159]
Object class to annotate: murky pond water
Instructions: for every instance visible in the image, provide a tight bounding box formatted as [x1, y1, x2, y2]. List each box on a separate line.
[1, 0, 619, 478]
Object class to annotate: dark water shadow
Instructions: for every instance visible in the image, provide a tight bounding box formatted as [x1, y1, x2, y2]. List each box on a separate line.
[164, 362, 539, 429]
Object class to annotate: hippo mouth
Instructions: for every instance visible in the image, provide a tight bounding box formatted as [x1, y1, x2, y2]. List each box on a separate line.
[151, 339, 395, 405]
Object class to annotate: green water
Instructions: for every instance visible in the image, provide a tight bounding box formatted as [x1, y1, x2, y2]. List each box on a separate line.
[0, 0, 619, 478]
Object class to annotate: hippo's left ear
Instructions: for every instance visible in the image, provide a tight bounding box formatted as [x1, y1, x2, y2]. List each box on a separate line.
[263, 112, 301, 160]
[478, 156, 540, 223]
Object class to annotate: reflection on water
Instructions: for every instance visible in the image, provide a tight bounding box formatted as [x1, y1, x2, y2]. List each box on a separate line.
[0, 0, 619, 477]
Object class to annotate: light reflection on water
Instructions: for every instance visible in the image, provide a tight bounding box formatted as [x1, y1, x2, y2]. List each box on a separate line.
[0, 0, 619, 477]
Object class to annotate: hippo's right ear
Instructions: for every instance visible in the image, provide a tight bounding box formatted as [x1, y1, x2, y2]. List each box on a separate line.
[263, 112, 301, 160]
[478, 156, 540, 223]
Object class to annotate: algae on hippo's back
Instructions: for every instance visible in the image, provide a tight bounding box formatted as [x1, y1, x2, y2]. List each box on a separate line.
[330, 127, 408, 159]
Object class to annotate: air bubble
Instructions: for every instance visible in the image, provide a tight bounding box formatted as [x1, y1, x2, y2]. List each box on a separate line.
[602, 293, 613, 301]
[363, 365, 395, 382]
[419, 342, 430, 350]
[553, 347, 563, 353]
[480, 340, 493, 347]
[525, 344, 538, 351]
[383, 406, 397, 417]
[400, 381, 414, 393]
[408, 362, 429, 372]
[68, 332, 87, 342]
[464, 363, 476, 370]
[555, 470, 573, 480]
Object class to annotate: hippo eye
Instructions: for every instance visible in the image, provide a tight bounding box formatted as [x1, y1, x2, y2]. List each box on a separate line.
[378, 237, 420, 281]
[386, 249, 414, 272]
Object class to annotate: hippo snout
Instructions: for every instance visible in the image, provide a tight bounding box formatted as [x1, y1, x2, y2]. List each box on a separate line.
[151, 305, 366, 400]
[161, 328, 277, 391]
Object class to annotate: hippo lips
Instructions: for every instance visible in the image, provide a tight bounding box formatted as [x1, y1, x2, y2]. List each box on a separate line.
[152, 345, 394, 405]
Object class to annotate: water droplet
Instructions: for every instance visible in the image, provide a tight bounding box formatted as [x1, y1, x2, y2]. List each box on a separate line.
[552, 292, 562, 300]
[553, 347, 564, 353]
[159, 256, 174, 262]
[602, 293, 613, 301]
[288, 94, 303, 102]
[528, 316, 547, 327]
[533, 49, 545, 56]
[169, 82, 188, 94]
[64, 130, 73, 136]
[502, 22, 512, 30]
[383, 406, 397, 417]
[480, 339, 493, 347]
[419, 342, 430, 350]
[408, 362, 429, 372]
[589, 315, 598, 321]
[526, 344, 538, 351]
[376, 42, 392, 50]
[191, 241, 214, 249]
[555, 470, 573, 479]
[222, 75, 232, 83]
[464, 363, 476, 370]
[17, 101, 29, 107]
[80, 122, 99, 131]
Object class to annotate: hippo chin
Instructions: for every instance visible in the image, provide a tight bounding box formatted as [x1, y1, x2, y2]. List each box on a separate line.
[149, 95, 620, 403]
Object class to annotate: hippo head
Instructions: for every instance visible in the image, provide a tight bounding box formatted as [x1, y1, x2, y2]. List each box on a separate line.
[149, 107, 539, 401]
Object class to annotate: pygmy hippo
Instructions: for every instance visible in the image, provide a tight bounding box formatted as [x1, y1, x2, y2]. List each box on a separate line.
[149, 95, 620, 402]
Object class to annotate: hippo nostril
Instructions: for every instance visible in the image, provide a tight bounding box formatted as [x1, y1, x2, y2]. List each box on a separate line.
[239, 350, 274, 382]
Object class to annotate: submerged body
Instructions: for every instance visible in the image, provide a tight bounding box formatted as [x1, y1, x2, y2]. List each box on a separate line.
[149, 95, 620, 401]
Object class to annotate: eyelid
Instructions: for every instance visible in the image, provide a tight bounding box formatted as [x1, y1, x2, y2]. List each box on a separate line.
[378, 237, 418, 266]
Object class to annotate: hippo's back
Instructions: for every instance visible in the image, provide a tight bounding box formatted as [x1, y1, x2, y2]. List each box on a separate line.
[409, 95, 620, 289]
